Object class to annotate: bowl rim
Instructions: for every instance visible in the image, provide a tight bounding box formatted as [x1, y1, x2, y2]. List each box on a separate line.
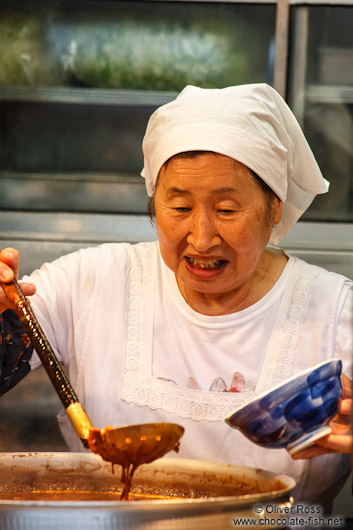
[225, 357, 342, 425]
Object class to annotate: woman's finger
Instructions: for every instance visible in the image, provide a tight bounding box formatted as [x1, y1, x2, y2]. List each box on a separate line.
[339, 398, 353, 416]
[291, 445, 336, 459]
[291, 434, 352, 459]
[0, 249, 36, 311]
[341, 373, 352, 399]
[15, 282, 37, 297]
[0, 248, 20, 281]
[315, 433, 353, 453]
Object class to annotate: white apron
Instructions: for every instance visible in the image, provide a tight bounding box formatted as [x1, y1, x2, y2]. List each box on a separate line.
[27, 242, 349, 509]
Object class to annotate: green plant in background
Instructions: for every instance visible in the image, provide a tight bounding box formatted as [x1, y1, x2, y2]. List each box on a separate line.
[0, 3, 274, 90]
[0, 10, 67, 86]
[62, 17, 248, 91]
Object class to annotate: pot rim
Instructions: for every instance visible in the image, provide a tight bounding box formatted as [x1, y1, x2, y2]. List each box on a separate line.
[0, 452, 296, 513]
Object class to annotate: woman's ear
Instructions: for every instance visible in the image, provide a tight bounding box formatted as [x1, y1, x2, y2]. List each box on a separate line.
[272, 196, 283, 226]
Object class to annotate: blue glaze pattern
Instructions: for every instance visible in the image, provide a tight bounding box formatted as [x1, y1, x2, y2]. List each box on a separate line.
[225, 359, 342, 452]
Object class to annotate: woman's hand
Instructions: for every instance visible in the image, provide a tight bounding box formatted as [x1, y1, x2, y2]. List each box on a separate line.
[292, 373, 352, 459]
[0, 248, 36, 313]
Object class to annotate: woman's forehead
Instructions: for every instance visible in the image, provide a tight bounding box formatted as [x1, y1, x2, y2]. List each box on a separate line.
[160, 153, 252, 181]
[158, 153, 258, 195]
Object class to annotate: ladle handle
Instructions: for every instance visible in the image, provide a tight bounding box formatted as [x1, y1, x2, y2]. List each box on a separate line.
[1, 278, 93, 444]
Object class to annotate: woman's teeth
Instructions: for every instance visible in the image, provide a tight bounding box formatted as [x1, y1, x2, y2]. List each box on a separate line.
[186, 257, 224, 270]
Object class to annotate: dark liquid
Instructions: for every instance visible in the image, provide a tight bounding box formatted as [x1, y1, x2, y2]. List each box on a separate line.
[0, 491, 182, 502]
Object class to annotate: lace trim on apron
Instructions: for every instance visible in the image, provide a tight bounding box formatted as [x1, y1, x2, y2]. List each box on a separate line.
[121, 244, 318, 422]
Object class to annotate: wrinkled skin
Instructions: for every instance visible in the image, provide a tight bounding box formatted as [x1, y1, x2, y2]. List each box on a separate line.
[154, 152, 285, 316]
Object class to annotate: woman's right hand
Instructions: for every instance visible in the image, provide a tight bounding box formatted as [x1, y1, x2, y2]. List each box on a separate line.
[0, 248, 36, 313]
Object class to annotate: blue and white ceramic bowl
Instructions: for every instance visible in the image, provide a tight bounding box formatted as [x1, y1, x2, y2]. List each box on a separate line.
[225, 359, 342, 455]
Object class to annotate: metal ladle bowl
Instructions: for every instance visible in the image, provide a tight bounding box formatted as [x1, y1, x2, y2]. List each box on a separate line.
[1, 278, 184, 500]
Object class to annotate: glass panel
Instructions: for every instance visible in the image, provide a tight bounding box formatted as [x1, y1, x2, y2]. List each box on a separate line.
[0, 0, 276, 214]
[288, 5, 353, 222]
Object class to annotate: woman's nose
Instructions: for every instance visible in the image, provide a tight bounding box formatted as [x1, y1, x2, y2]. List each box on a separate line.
[186, 212, 221, 251]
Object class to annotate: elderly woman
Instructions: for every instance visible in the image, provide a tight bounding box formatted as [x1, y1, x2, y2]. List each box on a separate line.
[0, 84, 352, 511]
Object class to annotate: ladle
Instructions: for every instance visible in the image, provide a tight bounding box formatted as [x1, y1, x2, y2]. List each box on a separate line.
[1, 278, 184, 500]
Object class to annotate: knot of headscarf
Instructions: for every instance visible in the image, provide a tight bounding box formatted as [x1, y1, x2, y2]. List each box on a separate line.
[141, 83, 329, 245]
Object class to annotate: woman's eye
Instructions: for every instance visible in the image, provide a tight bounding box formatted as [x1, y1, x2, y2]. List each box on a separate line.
[218, 209, 235, 214]
[174, 207, 191, 212]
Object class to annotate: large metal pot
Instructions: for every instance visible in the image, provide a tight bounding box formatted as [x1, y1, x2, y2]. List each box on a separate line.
[0, 452, 295, 530]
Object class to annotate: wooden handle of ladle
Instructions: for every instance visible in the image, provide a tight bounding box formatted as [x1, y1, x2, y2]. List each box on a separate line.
[1, 278, 93, 446]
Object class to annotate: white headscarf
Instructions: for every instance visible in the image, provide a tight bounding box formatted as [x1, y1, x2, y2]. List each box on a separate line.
[141, 83, 329, 245]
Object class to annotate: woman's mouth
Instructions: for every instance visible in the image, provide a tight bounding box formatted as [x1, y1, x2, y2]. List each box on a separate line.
[185, 256, 226, 270]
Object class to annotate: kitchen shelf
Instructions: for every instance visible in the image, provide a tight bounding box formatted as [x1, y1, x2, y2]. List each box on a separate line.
[0, 86, 178, 107]
[3, 85, 353, 109]
[306, 85, 353, 105]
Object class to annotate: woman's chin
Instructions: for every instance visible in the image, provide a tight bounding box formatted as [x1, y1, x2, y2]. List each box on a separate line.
[177, 265, 235, 298]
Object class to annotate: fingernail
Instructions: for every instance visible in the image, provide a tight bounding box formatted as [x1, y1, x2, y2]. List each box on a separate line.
[0, 270, 12, 282]
[3, 250, 14, 260]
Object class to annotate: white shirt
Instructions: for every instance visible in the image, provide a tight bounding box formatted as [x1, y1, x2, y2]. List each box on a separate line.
[153, 253, 293, 393]
[26, 241, 352, 510]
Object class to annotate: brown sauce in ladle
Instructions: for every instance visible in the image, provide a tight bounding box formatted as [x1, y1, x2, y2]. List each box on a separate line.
[1, 279, 184, 500]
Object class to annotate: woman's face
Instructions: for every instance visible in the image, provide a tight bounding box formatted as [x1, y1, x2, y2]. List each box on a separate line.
[154, 152, 283, 311]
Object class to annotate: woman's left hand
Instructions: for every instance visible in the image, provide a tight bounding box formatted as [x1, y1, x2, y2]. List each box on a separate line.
[292, 373, 352, 459]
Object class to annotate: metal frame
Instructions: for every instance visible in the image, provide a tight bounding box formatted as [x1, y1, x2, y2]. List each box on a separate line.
[290, 0, 353, 4]
[273, 0, 290, 98]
